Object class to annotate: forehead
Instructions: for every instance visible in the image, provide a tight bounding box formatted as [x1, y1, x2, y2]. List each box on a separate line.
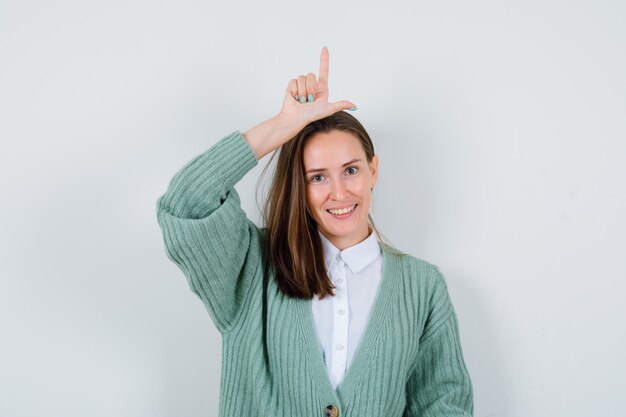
[302, 130, 365, 167]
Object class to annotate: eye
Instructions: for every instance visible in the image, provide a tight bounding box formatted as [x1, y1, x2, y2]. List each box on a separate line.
[346, 166, 358, 175]
[310, 174, 325, 183]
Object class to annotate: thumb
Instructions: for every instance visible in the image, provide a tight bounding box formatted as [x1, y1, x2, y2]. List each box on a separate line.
[328, 100, 358, 114]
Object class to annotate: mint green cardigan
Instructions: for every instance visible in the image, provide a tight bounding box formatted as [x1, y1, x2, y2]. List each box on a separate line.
[156, 130, 474, 417]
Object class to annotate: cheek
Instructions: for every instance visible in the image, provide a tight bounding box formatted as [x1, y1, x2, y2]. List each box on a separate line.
[352, 179, 371, 195]
[306, 188, 324, 210]
[354, 181, 372, 207]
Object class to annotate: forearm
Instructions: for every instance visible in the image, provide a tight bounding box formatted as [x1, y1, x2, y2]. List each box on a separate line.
[157, 130, 258, 219]
[242, 114, 305, 160]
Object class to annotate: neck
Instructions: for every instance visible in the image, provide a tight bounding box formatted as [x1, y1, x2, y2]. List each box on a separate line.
[320, 224, 372, 251]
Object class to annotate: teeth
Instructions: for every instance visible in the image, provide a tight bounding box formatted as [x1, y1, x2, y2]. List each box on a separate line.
[328, 204, 356, 215]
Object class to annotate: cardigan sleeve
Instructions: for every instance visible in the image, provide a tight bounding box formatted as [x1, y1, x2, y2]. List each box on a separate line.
[404, 266, 474, 417]
[156, 130, 263, 334]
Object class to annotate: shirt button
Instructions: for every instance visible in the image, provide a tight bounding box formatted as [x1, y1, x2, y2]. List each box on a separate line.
[325, 404, 339, 417]
[336, 344, 344, 351]
[338, 309, 345, 315]
[336, 278, 343, 284]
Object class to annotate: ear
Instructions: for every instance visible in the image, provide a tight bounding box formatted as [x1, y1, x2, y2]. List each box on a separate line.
[370, 154, 379, 188]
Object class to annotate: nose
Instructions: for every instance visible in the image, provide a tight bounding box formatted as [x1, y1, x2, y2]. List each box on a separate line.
[330, 178, 348, 200]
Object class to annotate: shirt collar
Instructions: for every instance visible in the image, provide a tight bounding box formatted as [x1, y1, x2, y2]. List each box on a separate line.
[317, 228, 381, 274]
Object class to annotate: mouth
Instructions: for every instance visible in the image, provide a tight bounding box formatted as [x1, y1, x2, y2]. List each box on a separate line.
[326, 204, 357, 219]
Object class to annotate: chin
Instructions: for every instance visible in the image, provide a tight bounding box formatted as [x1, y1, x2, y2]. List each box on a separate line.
[321, 223, 360, 237]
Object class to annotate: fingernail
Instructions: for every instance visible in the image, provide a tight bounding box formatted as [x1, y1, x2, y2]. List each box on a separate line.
[300, 96, 306, 104]
[348, 107, 358, 111]
[295, 95, 299, 101]
[308, 94, 314, 102]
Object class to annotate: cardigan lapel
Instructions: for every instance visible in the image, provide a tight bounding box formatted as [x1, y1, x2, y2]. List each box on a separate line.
[296, 244, 401, 402]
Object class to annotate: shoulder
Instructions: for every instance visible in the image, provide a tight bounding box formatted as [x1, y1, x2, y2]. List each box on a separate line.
[387, 248, 448, 292]
[391, 252, 456, 338]
[384, 248, 452, 310]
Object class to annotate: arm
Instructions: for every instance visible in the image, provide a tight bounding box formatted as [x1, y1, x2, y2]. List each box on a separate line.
[156, 129, 262, 334]
[404, 267, 474, 417]
[156, 46, 356, 333]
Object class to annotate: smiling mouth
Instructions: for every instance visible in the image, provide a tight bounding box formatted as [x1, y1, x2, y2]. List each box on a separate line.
[326, 204, 357, 215]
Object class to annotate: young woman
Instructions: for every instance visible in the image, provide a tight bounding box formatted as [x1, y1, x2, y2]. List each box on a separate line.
[156, 47, 473, 417]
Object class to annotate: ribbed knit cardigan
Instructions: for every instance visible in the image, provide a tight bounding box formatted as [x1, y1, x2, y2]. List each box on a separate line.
[156, 130, 474, 417]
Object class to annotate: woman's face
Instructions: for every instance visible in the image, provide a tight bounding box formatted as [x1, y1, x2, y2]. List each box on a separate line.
[302, 130, 378, 251]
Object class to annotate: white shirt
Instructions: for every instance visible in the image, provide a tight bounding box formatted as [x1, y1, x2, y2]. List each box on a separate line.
[311, 228, 383, 389]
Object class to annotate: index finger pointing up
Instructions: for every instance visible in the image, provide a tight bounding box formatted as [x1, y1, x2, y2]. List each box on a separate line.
[318, 46, 329, 88]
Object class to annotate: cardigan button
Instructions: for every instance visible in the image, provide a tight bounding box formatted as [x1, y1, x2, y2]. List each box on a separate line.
[325, 404, 339, 417]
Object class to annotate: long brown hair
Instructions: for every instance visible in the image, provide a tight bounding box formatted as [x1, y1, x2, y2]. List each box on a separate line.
[256, 111, 406, 299]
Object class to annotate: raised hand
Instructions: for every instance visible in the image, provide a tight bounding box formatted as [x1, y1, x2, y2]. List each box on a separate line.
[243, 47, 357, 160]
[278, 47, 357, 126]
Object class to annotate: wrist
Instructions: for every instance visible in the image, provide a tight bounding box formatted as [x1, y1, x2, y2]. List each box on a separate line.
[243, 115, 304, 161]
[272, 112, 307, 136]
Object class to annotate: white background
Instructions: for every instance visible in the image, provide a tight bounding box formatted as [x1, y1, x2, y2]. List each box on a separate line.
[1, 0, 624, 416]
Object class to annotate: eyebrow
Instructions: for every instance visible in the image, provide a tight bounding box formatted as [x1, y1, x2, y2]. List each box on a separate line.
[305, 159, 363, 174]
